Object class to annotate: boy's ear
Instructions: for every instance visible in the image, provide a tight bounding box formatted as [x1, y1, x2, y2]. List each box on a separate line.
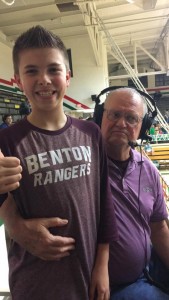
[66, 71, 71, 87]
[14, 74, 23, 91]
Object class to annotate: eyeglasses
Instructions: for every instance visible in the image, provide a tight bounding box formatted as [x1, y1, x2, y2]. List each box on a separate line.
[104, 109, 143, 126]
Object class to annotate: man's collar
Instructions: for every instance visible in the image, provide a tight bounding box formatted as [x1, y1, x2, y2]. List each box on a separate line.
[130, 148, 145, 163]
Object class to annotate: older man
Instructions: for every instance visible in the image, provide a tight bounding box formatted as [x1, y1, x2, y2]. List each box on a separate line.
[0, 87, 169, 300]
[100, 87, 169, 299]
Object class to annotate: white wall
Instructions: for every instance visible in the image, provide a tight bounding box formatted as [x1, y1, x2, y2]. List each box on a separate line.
[0, 42, 13, 80]
[148, 75, 155, 89]
[64, 35, 108, 108]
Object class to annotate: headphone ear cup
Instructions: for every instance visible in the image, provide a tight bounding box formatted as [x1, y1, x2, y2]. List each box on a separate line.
[93, 103, 104, 128]
[139, 114, 153, 140]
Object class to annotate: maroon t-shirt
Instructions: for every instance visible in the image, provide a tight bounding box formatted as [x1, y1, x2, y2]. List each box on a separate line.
[0, 116, 118, 300]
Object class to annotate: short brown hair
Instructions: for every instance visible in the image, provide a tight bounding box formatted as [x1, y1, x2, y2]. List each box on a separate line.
[13, 25, 70, 74]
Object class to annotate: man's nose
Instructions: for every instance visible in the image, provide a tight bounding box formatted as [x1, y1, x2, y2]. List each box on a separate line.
[38, 73, 51, 85]
[115, 116, 127, 127]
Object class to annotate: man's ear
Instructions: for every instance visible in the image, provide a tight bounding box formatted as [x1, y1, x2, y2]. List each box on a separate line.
[14, 74, 23, 91]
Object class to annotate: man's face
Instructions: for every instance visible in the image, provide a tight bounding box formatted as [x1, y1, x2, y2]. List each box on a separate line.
[101, 90, 144, 148]
[15, 48, 70, 114]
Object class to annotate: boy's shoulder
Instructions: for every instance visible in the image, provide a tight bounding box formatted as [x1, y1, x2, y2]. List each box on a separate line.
[70, 116, 99, 129]
[70, 116, 101, 136]
[0, 116, 102, 141]
[0, 118, 27, 138]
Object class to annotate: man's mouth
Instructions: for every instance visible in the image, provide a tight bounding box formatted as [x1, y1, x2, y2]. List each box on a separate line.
[112, 130, 126, 135]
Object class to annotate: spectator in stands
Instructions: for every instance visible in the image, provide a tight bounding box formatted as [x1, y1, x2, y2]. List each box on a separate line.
[157, 124, 163, 134]
[154, 123, 160, 135]
[19, 100, 31, 118]
[161, 126, 168, 134]
[0, 114, 13, 129]
[149, 124, 155, 135]
[164, 109, 169, 123]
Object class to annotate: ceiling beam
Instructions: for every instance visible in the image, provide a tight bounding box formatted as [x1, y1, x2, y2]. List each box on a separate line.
[109, 70, 166, 80]
[0, 2, 55, 14]
[143, 0, 157, 10]
[76, 1, 103, 66]
[136, 42, 165, 71]
[126, 0, 158, 10]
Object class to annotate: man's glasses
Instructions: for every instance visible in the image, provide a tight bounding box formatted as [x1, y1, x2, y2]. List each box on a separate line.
[104, 109, 143, 126]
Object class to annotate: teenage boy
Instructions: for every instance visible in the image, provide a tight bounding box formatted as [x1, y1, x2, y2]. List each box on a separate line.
[0, 26, 118, 300]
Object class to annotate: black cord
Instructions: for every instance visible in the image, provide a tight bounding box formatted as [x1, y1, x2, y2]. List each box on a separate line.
[137, 145, 148, 268]
[143, 267, 169, 294]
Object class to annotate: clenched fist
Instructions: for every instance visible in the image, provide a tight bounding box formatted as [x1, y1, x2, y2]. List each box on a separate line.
[0, 150, 22, 194]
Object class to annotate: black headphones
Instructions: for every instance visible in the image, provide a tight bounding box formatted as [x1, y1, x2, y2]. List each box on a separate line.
[93, 86, 157, 141]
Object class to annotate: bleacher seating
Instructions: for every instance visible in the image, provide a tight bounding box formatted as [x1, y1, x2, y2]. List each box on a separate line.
[145, 143, 169, 170]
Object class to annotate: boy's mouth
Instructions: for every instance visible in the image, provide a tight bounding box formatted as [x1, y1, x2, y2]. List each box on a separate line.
[36, 91, 55, 96]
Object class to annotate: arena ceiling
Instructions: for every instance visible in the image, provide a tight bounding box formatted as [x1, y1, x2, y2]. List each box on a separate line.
[0, 0, 169, 79]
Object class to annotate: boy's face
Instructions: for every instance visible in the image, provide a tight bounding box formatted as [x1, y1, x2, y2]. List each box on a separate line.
[15, 48, 70, 113]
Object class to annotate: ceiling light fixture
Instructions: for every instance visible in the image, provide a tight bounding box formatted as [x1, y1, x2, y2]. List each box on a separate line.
[126, 0, 135, 3]
[1, 0, 15, 5]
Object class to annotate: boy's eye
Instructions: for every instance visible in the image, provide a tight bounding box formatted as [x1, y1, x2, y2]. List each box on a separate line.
[49, 67, 61, 73]
[26, 69, 37, 74]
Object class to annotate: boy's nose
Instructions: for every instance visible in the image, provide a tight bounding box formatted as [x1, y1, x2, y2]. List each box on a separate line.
[38, 74, 51, 85]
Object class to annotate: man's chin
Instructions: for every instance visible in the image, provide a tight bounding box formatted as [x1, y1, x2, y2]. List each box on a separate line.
[109, 137, 128, 147]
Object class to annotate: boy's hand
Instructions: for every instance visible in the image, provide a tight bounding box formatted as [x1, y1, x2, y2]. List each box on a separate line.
[89, 265, 110, 300]
[89, 244, 110, 300]
[0, 151, 22, 193]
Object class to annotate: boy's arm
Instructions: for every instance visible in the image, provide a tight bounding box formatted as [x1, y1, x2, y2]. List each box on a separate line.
[89, 244, 110, 300]
[0, 194, 75, 260]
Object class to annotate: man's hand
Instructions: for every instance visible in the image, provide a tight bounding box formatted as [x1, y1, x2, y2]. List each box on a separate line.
[0, 150, 22, 193]
[1, 195, 75, 261]
[12, 216, 76, 260]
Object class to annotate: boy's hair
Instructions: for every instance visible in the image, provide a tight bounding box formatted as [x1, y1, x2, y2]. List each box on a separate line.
[13, 25, 70, 74]
[2, 114, 12, 122]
